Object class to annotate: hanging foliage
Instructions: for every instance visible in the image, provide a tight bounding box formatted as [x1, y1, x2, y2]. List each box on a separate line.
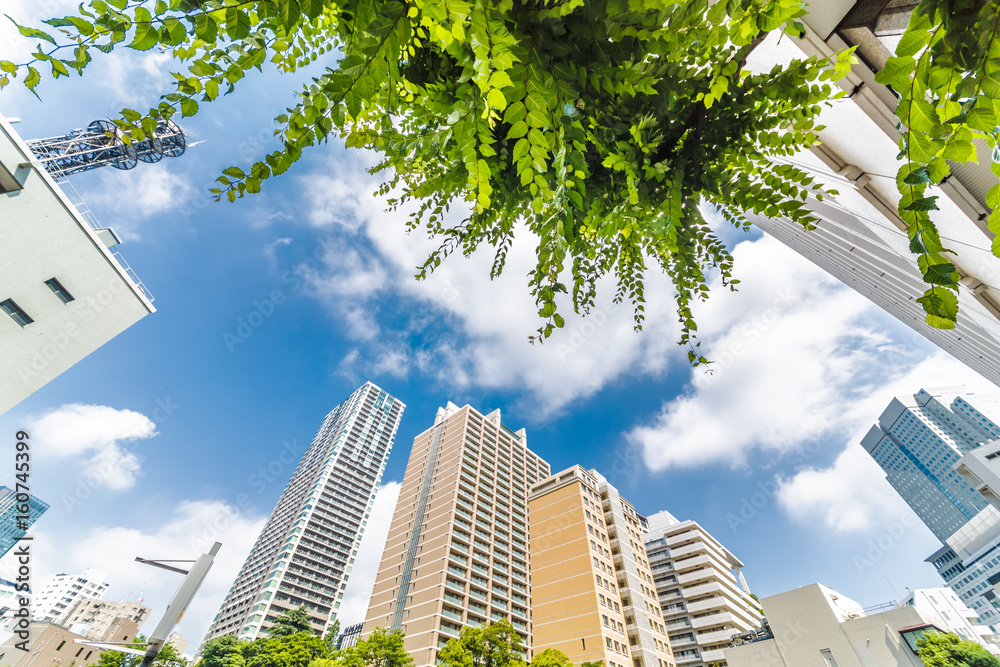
[1, 0, 854, 360]
[876, 0, 1000, 330]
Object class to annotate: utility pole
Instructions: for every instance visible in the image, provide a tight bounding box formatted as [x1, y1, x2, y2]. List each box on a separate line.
[76, 542, 221, 667]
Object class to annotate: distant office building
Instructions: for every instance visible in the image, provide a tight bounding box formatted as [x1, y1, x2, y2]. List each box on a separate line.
[203, 383, 404, 645]
[0, 487, 48, 558]
[30, 569, 109, 625]
[337, 622, 363, 649]
[861, 387, 1000, 626]
[64, 597, 150, 641]
[362, 402, 550, 667]
[861, 387, 1000, 543]
[724, 584, 941, 667]
[0, 618, 140, 667]
[643, 511, 763, 666]
[528, 466, 674, 667]
[0, 578, 28, 628]
[0, 114, 163, 416]
[898, 588, 999, 655]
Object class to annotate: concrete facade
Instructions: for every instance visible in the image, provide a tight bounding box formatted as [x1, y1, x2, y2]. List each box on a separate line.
[63, 598, 149, 642]
[203, 383, 404, 645]
[362, 402, 550, 667]
[746, 1, 1000, 388]
[529, 466, 674, 667]
[0, 619, 140, 667]
[643, 511, 763, 667]
[724, 584, 932, 667]
[30, 570, 109, 626]
[956, 443, 1000, 512]
[898, 588, 999, 655]
[0, 115, 155, 416]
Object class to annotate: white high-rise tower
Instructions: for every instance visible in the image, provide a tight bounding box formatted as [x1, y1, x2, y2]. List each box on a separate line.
[202, 382, 404, 645]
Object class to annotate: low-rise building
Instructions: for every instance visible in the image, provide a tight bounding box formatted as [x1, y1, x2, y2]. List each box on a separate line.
[898, 588, 999, 655]
[63, 598, 150, 641]
[724, 584, 941, 667]
[0, 618, 139, 667]
[31, 569, 109, 626]
[643, 511, 763, 667]
[336, 623, 363, 650]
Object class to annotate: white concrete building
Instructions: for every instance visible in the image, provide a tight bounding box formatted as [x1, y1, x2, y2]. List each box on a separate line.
[30, 568, 109, 625]
[643, 511, 763, 667]
[747, 1, 1000, 388]
[64, 597, 150, 641]
[899, 588, 999, 655]
[956, 442, 1000, 512]
[0, 114, 155, 416]
[724, 584, 942, 667]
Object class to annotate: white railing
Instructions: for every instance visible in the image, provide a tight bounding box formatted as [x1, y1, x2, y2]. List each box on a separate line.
[54, 177, 155, 303]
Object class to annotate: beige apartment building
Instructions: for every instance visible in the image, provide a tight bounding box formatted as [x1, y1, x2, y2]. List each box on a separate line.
[362, 402, 551, 667]
[63, 598, 150, 641]
[529, 466, 675, 667]
[643, 512, 763, 667]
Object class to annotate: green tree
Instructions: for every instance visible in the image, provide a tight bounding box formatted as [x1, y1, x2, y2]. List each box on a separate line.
[338, 628, 412, 667]
[875, 1, 1000, 332]
[154, 642, 188, 667]
[202, 635, 248, 667]
[527, 648, 571, 667]
[917, 631, 1000, 667]
[0, 0, 854, 358]
[438, 619, 525, 667]
[323, 619, 341, 654]
[96, 636, 148, 667]
[579, 661, 603, 667]
[244, 632, 330, 667]
[268, 606, 317, 637]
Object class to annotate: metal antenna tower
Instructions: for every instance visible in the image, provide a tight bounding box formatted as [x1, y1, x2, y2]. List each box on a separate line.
[26, 119, 186, 178]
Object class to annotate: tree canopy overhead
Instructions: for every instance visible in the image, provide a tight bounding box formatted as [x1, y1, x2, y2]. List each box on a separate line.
[917, 630, 1000, 667]
[18, 0, 997, 357]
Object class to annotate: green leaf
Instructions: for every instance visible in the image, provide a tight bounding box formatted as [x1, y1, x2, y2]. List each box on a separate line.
[0, 60, 16, 74]
[875, 56, 913, 89]
[131, 8, 160, 50]
[179, 97, 199, 116]
[917, 287, 959, 328]
[226, 8, 251, 39]
[5, 16, 56, 45]
[223, 166, 246, 178]
[301, 0, 325, 20]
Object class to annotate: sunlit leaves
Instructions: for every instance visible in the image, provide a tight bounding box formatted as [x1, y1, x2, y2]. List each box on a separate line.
[884, 0, 1000, 329]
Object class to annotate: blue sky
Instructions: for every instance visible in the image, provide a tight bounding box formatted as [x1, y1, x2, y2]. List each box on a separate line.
[1, 0, 998, 652]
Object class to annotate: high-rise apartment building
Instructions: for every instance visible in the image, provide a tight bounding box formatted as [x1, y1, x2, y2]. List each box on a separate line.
[0, 486, 48, 558]
[203, 382, 404, 644]
[643, 511, 763, 667]
[362, 402, 550, 667]
[529, 466, 674, 667]
[63, 597, 150, 641]
[861, 387, 1000, 543]
[862, 386, 1000, 627]
[30, 568, 109, 625]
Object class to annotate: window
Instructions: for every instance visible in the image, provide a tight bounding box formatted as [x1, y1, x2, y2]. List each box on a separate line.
[44, 278, 75, 304]
[57, 641, 66, 651]
[819, 649, 839, 667]
[0, 299, 33, 327]
[0, 160, 23, 193]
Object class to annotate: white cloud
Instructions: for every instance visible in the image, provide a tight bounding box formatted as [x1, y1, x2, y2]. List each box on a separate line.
[28, 403, 157, 490]
[90, 164, 194, 240]
[337, 482, 401, 627]
[775, 353, 998, 532]
[20, 500, 265, 648]
[295, 154, 681, 416]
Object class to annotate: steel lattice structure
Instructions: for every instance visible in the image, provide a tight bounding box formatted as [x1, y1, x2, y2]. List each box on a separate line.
[26, 119, 186, 178]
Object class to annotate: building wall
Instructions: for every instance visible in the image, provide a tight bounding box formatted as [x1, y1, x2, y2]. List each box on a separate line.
[0, 619, 138, 667]
[644, 512, 763, 667]
[724, 585, 925, 667]
[362, 403, 549, 667]
[529, 467, 674, 667]
[0, 488, 48, 559]
[30, 570, 109, 626]
[0, 115, 154, 416]
[900, 588, 999, 655]
[203, 383, 404, 646]
[63, 598, 149, 641]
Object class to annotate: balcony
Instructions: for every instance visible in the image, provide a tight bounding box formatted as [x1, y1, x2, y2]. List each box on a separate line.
[691, 612, 737, 630]
[442, 609, 463, 622]
[695, 628, 740, 646]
